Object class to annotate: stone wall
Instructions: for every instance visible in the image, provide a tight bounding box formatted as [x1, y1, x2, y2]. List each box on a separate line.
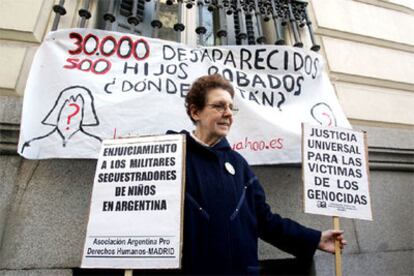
[1, 125, 412, 275]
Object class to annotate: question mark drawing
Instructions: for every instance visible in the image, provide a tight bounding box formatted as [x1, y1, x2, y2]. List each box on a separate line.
[277, 92, 285, 111]
[66, 103, 80, 130]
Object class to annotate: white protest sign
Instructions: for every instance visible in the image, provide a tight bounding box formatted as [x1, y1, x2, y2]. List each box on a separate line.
[302, 124, 372, 220]
[81, 134, 185, 269]
[18, 28, 350, 164]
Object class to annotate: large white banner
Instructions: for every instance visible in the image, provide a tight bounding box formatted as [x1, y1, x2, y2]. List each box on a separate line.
[18, 28, 350, 164]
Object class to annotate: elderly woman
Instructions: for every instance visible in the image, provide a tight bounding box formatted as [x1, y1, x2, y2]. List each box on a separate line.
[169, 74, 346, 274]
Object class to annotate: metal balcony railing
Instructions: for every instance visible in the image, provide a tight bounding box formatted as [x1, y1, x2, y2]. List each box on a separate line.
[51, 0, 319, 51]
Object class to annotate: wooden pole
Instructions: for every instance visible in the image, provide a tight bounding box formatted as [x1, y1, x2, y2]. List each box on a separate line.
[333, 216, 342, 276]
[125, 270, 133, 276]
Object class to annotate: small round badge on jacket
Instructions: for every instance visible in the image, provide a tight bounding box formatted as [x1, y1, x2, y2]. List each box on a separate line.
[225, 162, 235, 175]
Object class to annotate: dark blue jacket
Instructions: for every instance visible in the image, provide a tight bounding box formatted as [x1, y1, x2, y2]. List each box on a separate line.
[169, 130, 321, 275]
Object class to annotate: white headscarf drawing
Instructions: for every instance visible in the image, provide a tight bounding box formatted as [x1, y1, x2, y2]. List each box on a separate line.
[21, 85, 102, 154]
[310, 102, 337, 127]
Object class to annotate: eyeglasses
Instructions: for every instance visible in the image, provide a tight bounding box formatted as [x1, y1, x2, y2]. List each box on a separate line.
[206, 103, 239, 115]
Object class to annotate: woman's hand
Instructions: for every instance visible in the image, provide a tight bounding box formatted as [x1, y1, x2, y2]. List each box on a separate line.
[318, 230, 347, 253]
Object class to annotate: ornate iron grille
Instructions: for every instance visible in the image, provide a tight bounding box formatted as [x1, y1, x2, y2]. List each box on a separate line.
[51, 0, 319, 51]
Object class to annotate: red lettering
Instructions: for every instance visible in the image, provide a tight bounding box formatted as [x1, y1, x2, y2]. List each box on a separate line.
[234, 142, 243, 150]
[63, 58, 79, 69]
[233, 137, 284, 152]
[117, 36, 133, 59]
[83, 33, 99, 55]
[259, 141, 265, 150]
[93, 58, 111, 74]
[79, 59, 92, 71]
[68, 32, 83, 55]
[65, 32, 149, 74]
[133, 38, 150, 60]
[63, 58, 111, 75]
[270, 138, 283, 149]
[100, 36, 117, 56]
[252, 141, 259, 151]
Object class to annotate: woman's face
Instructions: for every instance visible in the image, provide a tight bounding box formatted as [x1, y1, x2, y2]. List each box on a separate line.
[191, 88, 234, 145]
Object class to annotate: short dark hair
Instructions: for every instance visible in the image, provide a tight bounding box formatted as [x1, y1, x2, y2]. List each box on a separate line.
[185, 74, 235, 123]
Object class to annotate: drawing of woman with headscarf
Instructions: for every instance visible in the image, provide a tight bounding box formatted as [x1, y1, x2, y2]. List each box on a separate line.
[21, 86, 102, 158]
[310, 102, 337, 127]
